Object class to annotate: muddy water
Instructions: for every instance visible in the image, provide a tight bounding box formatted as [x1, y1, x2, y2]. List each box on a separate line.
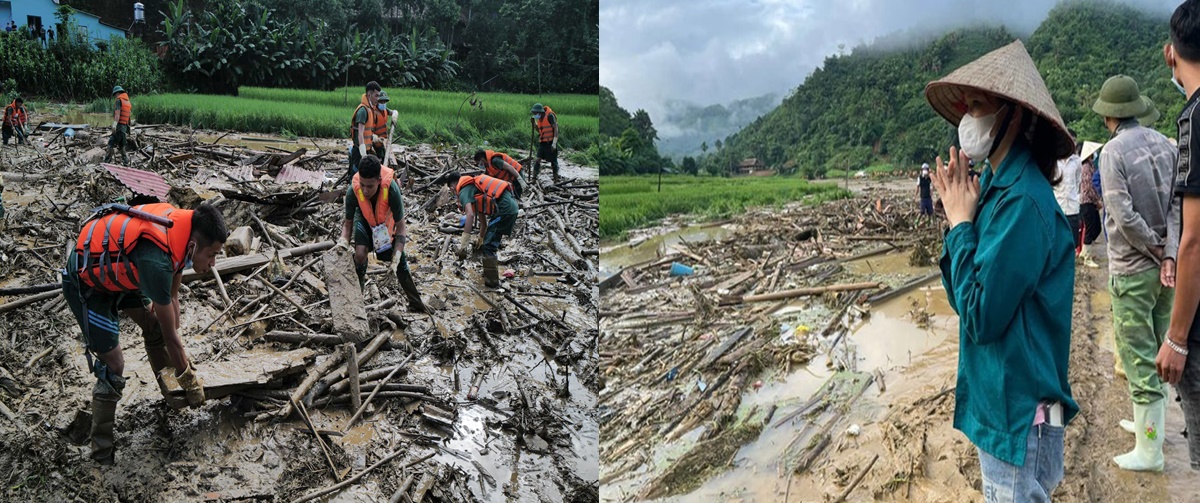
[61, 110, 113, 129]
[601, 267, 958, 502]
[196, 134, 308, 153]
[599, 224, 733, 278]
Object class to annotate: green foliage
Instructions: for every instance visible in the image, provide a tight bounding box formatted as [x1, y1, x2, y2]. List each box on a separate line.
[158, 0, 458, 94]
[133, 87, 598, 150]
[681, 156, 698, 175]
[0, 30, 163, 102]
[165, 0, 596, 95]
[825, 169, 848, 179]
[714, 1, 1175, 178]
[600, 175, 851, 238]
[600, 86, 671, 175]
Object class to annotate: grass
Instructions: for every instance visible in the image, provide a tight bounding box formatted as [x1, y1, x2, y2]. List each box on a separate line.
[600, 175, 851, 239]
[90, 87, 599, 152]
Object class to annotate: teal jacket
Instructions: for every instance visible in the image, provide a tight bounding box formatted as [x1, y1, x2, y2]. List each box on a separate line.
[939, 144, 1079, 467]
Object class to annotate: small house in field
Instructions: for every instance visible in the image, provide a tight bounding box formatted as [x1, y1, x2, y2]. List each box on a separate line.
[0, 0, 127, 48]
[733, 158, 775, 176]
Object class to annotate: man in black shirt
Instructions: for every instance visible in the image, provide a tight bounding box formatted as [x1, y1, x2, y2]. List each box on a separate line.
[917, 163, 933, 225]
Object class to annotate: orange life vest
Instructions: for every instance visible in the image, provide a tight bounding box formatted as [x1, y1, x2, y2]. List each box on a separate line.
[535, 105, 556, 143]
[456, 174, 511, 216]
[349, 94, 380, 147]
[3, 101, 27, 127]
[75, 203, 194, 294]
[484, 150, 522, 183]
[372, 108, 390, 140]
[352, 167, 397, 237]
[115, 92, 131, 125]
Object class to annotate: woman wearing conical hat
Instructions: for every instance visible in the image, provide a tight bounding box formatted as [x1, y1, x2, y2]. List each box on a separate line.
[926, 39, 1078, 501]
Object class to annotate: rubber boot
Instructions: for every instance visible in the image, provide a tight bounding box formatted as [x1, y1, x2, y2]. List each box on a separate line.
[103, 146, 113, 163]
[1081, 244, 1100, 269]
[482, 257, 500, 288]
[396, 257, 427, 313]
[1114, 399, 1166, 472]
[89, 375, 125, 465]
[355, 263, 367, 292]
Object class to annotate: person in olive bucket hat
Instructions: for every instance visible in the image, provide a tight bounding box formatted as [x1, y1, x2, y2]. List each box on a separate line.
[1139, 95, 1162, 127]
[925, 39, 1078, 501]
[1092, 74, 1181, 472]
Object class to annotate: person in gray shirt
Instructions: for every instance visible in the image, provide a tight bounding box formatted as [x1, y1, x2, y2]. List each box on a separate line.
[1094, 74, 1181, 472]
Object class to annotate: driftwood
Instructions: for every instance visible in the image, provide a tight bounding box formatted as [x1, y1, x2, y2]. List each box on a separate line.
[0, 283, 60, 296]
[722, 282, 881, 306]
[289, 451, 435, 503]
[306, 330, 393, 404]
[346, 343, 361, 413]
[182, 241, 333, 282]
[834, 453, 880, 503]
[323, 249, 369, 343]
[0, 290, 61, 314]
[268, 349, 345, 421]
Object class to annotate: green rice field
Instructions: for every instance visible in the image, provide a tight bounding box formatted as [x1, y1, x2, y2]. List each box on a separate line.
[88, 87, 599, 152]
[600, 175, 851, 239]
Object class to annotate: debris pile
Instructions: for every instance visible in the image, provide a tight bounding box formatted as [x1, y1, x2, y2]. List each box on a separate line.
[0, 110, 599, 501]
[599, 185, 942, 500]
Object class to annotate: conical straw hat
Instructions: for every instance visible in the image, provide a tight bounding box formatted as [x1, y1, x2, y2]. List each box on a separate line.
[925, 40, 1074, 160]
[1081, 140, 1103, 160]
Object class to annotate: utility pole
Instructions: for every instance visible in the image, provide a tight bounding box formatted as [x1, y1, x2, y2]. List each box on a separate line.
[658, 162, 662, 192]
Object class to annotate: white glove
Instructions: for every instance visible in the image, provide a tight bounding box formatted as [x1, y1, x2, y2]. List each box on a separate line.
[112, 121, 119, 130]
[335, 237, 352, 253]
[390, 110, 398, 120]
[358, 143, 368, 159]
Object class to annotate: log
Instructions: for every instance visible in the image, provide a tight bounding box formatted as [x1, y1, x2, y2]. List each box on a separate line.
[0, 283, 61, 296]
[724, 282, 881, 305]
[866, 271, 942, 305]
[346, 343, 361, 413]
[289, 451, 435, 503]
[211, 265, 233, 309]
[224, 226, 255, 256]
[306, 330, 392, 404]
[322, 248, 369, 343]
[271, 350, 345, 421]
[265, 331, 346, 346]
[0, 290, 61, 314]
[344, 354, 408, 429]
[313, 391, 432, 408]
[257, 276, 310, 317]
[328, 364, 410, 395]
[182, 241, 333, 282]
[834, 454, 879, 503]
[549, 232, 583, 269]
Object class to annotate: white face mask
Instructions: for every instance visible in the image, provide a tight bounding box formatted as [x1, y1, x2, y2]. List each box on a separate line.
[958, 107, 1003, 162]
[1174, 72, 1188, 97]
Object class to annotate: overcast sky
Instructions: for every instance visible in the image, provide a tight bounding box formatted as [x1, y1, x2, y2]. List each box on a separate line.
[600, 0, 1178, 131]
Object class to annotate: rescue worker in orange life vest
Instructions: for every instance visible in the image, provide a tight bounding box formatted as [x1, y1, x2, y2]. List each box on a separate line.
[476, 149, 526, 199]
[442, 171, 519, 287]
[2, 96, 28, 146]
[375, 90, 398, 149]
[105, 85, 132, 165]
[337, 154, 426, 311]
[349, 81, 386, 175]
[530, 103, 561, 184]
[62, 202, 228, 465]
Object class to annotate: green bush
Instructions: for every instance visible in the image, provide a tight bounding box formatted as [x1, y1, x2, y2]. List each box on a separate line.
[0, 26, 162, 102]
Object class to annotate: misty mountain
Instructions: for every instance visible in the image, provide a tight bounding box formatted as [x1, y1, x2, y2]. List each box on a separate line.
[706, 0, 1176, 178]
[655, 93, 781, 159]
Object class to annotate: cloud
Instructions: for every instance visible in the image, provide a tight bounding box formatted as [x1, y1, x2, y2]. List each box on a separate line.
[601, 0, 1178, 134]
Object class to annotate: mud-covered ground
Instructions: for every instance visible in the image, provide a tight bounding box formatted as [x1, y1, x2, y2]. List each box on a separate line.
[600, 178, 1200, 502]
[0, 106, 599, 501]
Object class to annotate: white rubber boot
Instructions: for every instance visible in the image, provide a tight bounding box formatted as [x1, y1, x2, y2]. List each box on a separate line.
[1120, 419, 1135, 434]
[1081, 244, 1100, 269]
[1114, 399, 1165, 472]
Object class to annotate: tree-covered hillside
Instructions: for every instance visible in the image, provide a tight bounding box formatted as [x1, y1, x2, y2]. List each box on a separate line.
[710, 0, 1177, 178]
[596, 86, 672, 175]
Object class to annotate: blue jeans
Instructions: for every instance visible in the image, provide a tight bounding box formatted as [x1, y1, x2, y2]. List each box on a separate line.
[977, 424, 1065, 503]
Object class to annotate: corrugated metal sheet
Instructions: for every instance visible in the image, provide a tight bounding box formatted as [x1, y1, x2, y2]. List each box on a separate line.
[101, 163, 171, 200]
[274, 164, 324, 189]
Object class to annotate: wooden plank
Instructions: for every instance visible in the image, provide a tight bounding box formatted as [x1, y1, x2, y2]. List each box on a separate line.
[160, 348, 315, 401]
[181, 241, 333, 282]
[700, 326, 752, 369]
[322, 249, 369, 343]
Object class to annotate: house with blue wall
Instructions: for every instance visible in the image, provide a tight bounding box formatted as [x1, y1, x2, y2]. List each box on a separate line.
[0, 0, 126, 47]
